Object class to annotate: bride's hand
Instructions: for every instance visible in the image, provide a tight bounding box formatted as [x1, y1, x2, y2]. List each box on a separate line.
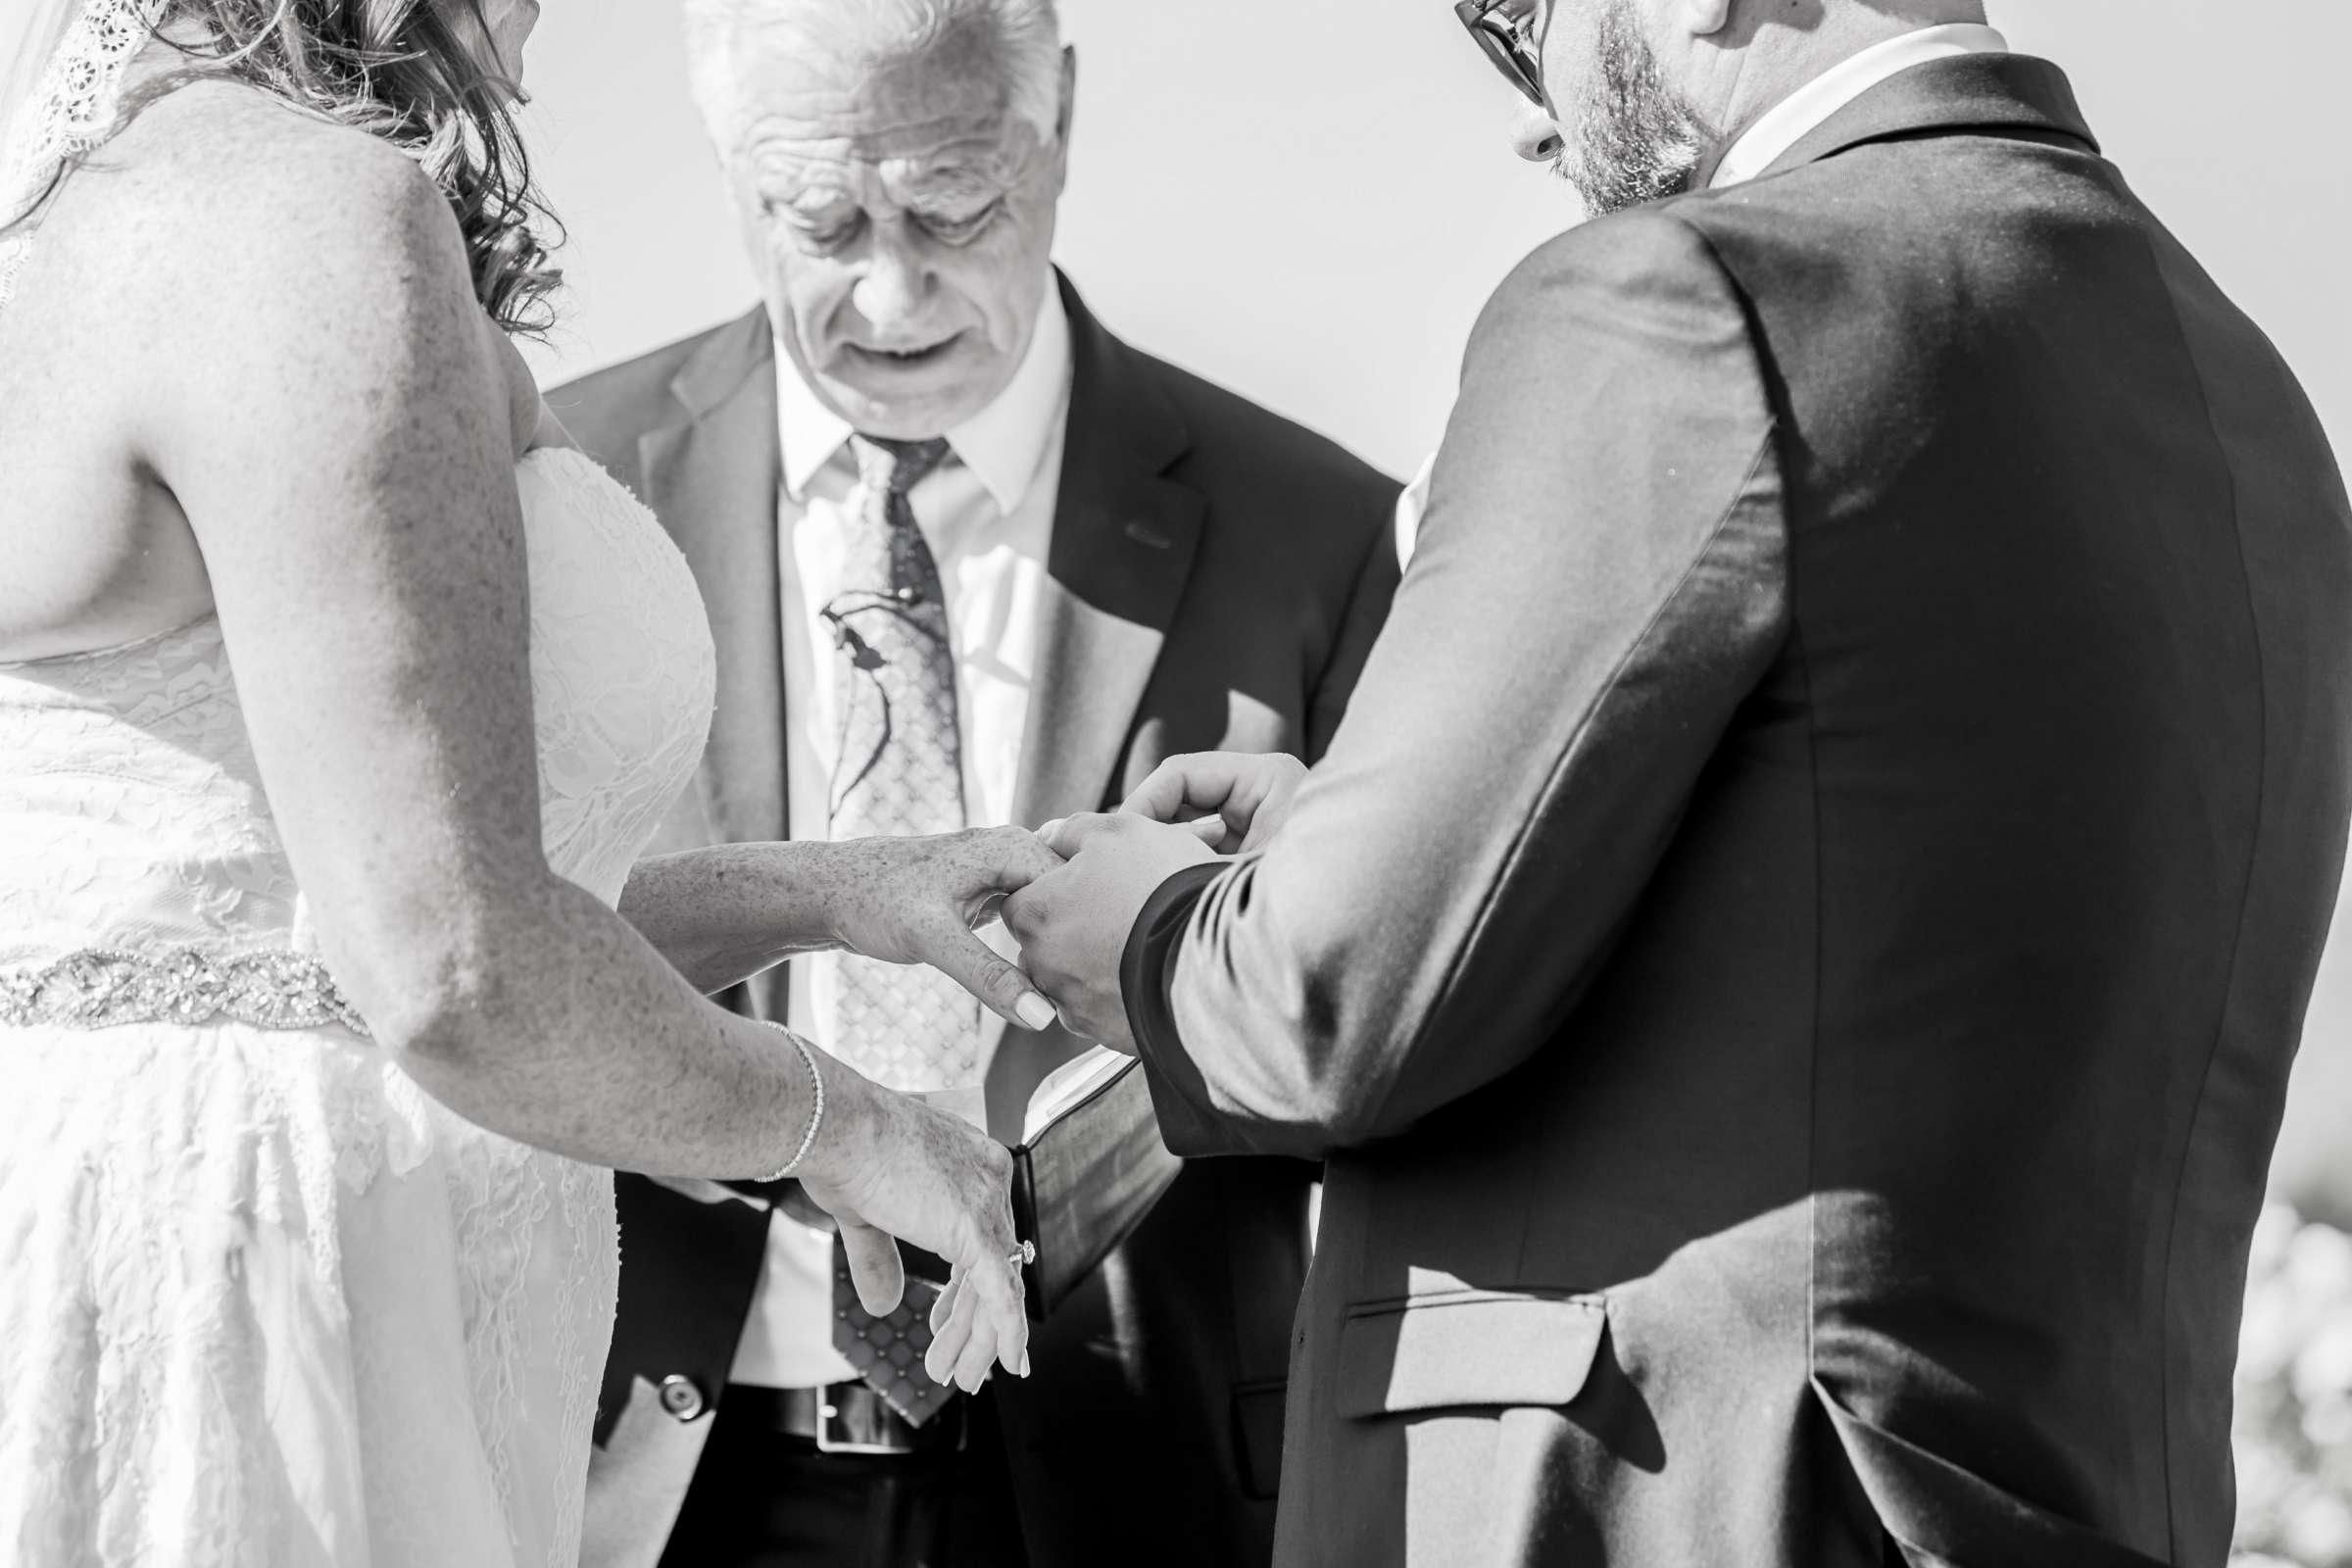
[816, 827, 1065, 1032]
[795, 1065, 1031, 1390]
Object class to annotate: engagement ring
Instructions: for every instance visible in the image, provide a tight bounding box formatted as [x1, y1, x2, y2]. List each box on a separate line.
[1007, 1241, 1036, 1269]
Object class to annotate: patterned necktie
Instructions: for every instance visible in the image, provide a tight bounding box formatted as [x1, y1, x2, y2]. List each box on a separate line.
[822, 434, 977, 1426]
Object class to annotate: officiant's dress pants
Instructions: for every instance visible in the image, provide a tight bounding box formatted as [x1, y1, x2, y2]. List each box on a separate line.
[657, 1388, 1029, 1568]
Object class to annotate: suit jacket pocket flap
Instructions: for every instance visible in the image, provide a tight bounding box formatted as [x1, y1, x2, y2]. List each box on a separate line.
[1337, 1291, 1607, 1418]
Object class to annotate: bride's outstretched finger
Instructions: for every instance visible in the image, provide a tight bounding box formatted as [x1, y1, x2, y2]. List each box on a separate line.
[932, 1264, 1010, 1395]
[839, 1219, 906, 1316]
[916, 912, 1059, 1033]
[974, 1233, 1032, 1381]
[924, 1270, 979, 1386]
[952, 1318, 1002, 1396]
[944, 1188, 1032, 1384]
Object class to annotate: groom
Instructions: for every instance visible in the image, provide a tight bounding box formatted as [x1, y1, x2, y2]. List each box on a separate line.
[1009, 3, 2352, 1566]
[550, 0, 1398, 1563]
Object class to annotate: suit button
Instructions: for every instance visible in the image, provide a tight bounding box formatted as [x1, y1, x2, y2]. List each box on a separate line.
[658, 1375, 708, 1423]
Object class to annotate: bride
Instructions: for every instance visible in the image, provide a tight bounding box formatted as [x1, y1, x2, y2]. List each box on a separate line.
[0, 2, 1058, 1563]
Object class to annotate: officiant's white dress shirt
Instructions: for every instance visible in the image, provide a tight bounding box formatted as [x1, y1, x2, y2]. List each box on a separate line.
[730, 290, 1075, 1391]
[1395, 24, 2012, 571]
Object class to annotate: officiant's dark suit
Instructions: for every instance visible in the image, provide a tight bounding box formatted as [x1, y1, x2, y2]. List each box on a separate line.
[1103, 52, 2352, 1568]
[550, 273, 1397, 1568]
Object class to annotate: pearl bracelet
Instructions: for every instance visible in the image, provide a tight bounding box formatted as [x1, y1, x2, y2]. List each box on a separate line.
[759, 1022, 825, 1182]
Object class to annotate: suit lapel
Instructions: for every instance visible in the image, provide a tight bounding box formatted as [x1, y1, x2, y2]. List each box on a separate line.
[642, 307, 790, 858]
[1010, 278, 1206, 828]
[991, 281, 1206, 1139]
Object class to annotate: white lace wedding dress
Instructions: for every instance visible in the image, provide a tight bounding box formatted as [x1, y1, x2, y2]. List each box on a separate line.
[0, 448, 716, 1567]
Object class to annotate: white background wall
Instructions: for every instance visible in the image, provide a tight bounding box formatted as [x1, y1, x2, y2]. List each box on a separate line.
[508, 0, 2352, 1207]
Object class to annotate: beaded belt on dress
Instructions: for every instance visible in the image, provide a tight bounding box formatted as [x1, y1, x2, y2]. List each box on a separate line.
[0, 948, 371, 1036]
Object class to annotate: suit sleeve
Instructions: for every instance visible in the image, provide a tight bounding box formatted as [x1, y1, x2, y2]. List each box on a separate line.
[1127, 211, 1788, 1159]
[1305, 479, 1407, 760]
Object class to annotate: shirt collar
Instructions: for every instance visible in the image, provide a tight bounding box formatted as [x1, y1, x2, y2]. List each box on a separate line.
[776, 283, 1073, 512]
[1709, 23, 2011, 191]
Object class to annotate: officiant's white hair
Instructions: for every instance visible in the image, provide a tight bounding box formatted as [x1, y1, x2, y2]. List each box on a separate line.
[683, 0, 1063, 152]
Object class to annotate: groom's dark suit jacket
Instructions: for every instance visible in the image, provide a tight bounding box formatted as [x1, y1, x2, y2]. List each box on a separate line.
[1121, 55, 2352, 1568]
[549, 276, 1398, 1568]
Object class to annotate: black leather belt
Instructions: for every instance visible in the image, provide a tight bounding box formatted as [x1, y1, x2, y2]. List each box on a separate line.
[723, 1382, 967, 1456]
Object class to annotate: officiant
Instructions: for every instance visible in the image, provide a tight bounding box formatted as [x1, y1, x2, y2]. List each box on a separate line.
[549, 1, 1400, 1563]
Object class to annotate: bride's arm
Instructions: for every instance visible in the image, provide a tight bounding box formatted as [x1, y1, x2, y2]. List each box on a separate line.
[618, 835, 1055, 1021]
[128, 115, 1028, 1383]
[618, 844, 863, 990]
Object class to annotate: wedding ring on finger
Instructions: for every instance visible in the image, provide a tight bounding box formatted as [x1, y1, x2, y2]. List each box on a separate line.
[1007, 1240, 1036, 1270]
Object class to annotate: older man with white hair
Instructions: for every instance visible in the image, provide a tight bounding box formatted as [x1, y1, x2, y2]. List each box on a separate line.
[551, 1, 1400, 1564]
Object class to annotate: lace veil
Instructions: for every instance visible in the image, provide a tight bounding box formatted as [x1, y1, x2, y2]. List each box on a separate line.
[0, 0, 166, 307]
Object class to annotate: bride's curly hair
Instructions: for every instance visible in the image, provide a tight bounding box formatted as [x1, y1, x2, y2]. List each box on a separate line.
[122, 1, 561, 333]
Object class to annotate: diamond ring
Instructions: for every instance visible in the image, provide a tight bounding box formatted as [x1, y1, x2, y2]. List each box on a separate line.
[1007, 1241, 1037, 1270]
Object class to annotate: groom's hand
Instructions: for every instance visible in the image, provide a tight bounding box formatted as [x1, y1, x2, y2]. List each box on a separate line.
[1004, 814, 1221, 1052]
[1121, 751, 1309, 855]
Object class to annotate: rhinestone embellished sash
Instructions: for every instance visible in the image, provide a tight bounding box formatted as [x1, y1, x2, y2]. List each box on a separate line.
[0, 948, 371, 1036]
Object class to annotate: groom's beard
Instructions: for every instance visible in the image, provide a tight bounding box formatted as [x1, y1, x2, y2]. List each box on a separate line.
[1552, 0, 1719, 216]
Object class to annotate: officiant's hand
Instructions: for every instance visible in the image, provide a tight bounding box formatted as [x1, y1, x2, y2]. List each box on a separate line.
[1004, 813, 1221, 1051]
[1120, 751, 1309, 854]
[818, 827, 1066, 1032]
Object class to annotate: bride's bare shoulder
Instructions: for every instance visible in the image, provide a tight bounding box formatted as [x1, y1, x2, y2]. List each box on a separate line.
[112, 80, 437, 221]
[85, 82, 483, 352]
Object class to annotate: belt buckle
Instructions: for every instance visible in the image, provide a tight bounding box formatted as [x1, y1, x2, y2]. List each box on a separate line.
[813, 1384, 965, 1456]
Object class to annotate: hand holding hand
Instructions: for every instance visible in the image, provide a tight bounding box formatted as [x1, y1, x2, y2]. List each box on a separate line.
[1004, 813, 1222, 1052]
[1120, 752, 1309, 854]
[796, 1065, 1032, 1392]
[818, 826, 1064, 1031]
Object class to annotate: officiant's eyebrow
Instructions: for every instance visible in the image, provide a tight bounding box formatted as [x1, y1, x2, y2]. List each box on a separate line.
[889, 136, 1044, 200]
[890, 163, 1000, 203]
[772, 190, 857, 230]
